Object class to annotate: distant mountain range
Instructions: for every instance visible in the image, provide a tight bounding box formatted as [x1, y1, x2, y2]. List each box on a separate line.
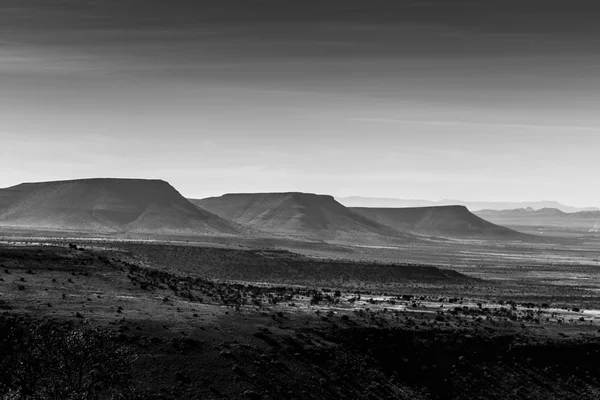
[474, 208, 600, 234]
[0, 178, 545, 243]
[337, 197, 599, 213]
[190, 192, 414, 244]
[192, 194, 531, 241]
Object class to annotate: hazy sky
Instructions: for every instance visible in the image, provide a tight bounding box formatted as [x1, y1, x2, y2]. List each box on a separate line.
[1, 0, 599, 206]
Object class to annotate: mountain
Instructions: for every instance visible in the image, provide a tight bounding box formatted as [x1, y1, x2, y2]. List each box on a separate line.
[191, 192, 415, 244]
[337, 197, 598, 213]
[350, 206, 527, 239]
[475, 208, 600, 234]
[0, 178, 246, 237]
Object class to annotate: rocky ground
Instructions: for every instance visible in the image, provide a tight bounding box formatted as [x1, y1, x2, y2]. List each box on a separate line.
[1, 241, 600, 399]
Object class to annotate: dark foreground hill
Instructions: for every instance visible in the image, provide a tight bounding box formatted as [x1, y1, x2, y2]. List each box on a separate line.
[0, 178, 246, 237]
[350, 205, 527, 239]
[191, 192, 415, 244]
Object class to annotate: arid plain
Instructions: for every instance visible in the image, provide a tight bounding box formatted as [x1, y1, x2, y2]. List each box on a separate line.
[1, 179, 600, 399]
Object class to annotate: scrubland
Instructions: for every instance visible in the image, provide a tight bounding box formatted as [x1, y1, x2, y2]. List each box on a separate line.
[2, 239, 600, 399]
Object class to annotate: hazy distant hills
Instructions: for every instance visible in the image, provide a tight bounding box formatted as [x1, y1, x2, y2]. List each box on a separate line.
[0, 178, 555, 242]
[191, 192, 414, 244]
[338, 197, 598, 213]
[475, 208, 600, 234]
[350, 206, 527, 239]
[0, 179, 246, 237]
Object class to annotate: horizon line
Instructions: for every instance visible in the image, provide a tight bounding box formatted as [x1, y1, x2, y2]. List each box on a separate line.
[1, 177, 597, 209]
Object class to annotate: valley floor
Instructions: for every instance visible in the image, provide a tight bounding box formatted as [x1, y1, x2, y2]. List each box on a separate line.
[1, 238, 600, 399]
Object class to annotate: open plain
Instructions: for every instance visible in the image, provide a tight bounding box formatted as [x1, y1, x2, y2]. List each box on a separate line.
[2, 230, 600, 400]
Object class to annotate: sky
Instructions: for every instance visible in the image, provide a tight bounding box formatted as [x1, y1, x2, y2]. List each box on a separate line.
[1, 0, 599, 207]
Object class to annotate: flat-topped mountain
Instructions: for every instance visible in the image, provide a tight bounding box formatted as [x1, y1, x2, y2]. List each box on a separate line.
[191, 192, 414, 244]
[350, 205, 527, 239]
[0, 178, 246, 237]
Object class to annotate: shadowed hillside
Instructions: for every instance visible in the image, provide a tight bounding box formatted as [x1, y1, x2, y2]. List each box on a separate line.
[191, 192, 416, 244]
[0, 178, 247, 237]
[351, 206, 527, 239]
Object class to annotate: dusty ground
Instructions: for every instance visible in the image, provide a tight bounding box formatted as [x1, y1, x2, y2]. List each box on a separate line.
[1, 240, 600, 399]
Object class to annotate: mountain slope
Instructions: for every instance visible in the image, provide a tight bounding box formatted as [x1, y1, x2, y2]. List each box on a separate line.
[0, 178, 246, 237]
[191, 193, 414, 244]
[350, 206, 527, 239]
[475, 208, 600, 234]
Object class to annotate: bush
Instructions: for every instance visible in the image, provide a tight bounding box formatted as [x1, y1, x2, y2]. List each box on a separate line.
[0, 314, 136, 399]
[310, 291, 323, 305]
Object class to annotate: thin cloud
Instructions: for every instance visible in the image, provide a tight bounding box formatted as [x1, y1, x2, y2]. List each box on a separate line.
[334, 116, 600, 132]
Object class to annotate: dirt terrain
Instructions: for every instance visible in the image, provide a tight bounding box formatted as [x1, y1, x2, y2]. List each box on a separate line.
[2, 239, 600, 399]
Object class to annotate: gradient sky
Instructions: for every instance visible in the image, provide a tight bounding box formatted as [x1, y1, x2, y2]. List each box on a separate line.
[1, 0, 599, 206]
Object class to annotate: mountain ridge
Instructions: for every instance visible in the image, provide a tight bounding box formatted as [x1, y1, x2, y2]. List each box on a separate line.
[191, 192, 416, 244]
[0, 178, 248, 238]
[350, 205, 528, 239]
[337, 197, 598, 213]
[474, 207, 600, 234]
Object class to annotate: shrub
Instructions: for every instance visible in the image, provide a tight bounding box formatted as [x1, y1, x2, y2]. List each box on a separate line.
[0, 314, 136, 399]
[310, 292, 323, 305]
